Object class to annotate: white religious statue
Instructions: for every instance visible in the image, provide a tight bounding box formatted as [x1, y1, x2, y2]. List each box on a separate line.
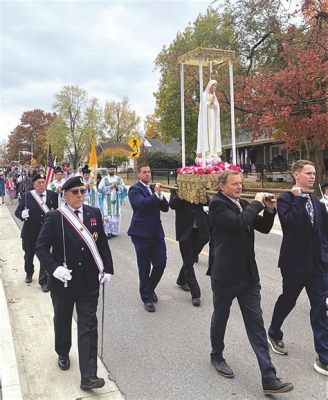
[196, 79, 222, 165]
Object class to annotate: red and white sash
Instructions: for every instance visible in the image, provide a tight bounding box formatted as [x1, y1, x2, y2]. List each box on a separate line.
[60, 205, 104, 274]
[30, 190, 50, 214]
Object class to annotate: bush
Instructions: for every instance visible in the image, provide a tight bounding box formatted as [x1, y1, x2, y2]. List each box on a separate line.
[148, 151, 181, 169]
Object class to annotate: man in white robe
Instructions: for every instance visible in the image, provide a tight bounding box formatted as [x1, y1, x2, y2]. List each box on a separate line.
[98, 164, 126, 237]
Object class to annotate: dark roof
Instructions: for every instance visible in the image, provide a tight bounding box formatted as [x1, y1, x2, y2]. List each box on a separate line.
[147, 139, 181, 154]
[221, 130, 280, 149]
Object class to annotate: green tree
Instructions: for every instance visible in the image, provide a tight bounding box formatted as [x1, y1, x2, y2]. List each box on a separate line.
[102, 97, 140, 143]
[148, 151, 181, 169]
[48, 86, 101, 169]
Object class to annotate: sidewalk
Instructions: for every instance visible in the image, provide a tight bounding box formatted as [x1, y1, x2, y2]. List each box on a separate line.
[0, 205, 125, 400]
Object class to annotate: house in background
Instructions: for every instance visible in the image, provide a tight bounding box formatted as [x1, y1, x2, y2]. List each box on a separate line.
[222, 131, 294, 173]
[145, 138, 181, 154]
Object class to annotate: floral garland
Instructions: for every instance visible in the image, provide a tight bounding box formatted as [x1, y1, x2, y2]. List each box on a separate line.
[177, 161, 241, 175]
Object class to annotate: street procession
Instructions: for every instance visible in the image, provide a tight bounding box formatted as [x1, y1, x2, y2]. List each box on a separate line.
[0, 1, 327, 400]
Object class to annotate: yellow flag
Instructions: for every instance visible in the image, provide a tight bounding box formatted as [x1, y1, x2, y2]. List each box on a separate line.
[88, 143, 98, 184]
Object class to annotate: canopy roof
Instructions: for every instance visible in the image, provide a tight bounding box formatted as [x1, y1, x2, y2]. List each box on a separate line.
[178, 47, 235, 67]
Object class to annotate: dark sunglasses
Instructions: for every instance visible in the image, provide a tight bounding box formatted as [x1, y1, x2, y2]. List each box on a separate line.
[69, 189, 86, 195]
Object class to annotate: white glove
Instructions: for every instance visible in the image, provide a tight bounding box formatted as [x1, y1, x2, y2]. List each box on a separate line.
[53, 266, 72, 283]
[22, 209, 29, 219]
[99, 273, 112, 284]
[203, 206, 209, 214]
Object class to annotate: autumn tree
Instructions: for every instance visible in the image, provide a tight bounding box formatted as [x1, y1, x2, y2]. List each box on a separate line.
[102, 97, 140, 144]
[98, 148, 129, 167]
[6, 109, 55, 165]
[48, 86, 102, 169]
[235, 0, 328, 185]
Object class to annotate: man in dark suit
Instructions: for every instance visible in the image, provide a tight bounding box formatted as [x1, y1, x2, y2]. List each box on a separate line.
[128, 164, 169, 312]
[15, 173, 58, 291]
[208, 170, 293, 395]
[169, 189, 209, 306]
[35, 176, 114, 390]
[268, 160, 328, 376]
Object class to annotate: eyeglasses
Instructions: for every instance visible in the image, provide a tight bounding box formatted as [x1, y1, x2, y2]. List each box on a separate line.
[69, 189, 86, 195]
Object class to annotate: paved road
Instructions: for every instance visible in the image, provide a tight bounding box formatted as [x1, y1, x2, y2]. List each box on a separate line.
[8, 199, 327, 400]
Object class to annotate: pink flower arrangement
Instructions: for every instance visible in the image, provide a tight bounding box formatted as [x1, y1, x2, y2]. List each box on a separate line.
[177, 161, 241, 175]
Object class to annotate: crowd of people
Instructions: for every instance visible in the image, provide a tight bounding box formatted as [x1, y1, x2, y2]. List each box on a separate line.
[1, 159, 327, 395]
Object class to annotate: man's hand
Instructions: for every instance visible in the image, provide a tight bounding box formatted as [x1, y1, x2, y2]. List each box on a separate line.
[99, 273, 112, 284]
[154, 183, 161, 195]
[22, 209, 29, 219]
[254, 192, 266, 205]
[53, 266, 72, 283]
[263, 193, 276, 212]
[111, 183, 117, 189]
[291, 186, 302, 196]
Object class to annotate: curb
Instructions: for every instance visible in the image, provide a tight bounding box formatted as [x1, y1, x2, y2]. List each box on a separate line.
[0, 277, 23, 400]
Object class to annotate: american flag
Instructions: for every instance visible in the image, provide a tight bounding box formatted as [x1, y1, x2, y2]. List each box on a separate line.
[45, 145, 55, 186]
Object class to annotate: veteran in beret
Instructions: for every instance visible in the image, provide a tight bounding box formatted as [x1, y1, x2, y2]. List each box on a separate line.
[35, 176, 114, 390]
[15, 173, 59, 291]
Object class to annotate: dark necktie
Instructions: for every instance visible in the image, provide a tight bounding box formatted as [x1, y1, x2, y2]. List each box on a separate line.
[304, 194, 314, 224]
[40, 194, 44, 203]
[74, 209, 80, 220]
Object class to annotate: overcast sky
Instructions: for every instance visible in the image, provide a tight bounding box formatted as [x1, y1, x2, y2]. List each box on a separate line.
[0, 0, 211, 142]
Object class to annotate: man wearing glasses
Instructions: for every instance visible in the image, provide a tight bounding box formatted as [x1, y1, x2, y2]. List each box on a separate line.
[36, 176, 114, 390]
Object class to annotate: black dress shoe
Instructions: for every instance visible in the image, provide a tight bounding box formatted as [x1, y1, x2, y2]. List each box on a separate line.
[211, 360, 234, 378]
[144, 302, 155, 312]
[192, 298, 201, 307]
[58, 354, 70, 370]
[177, 283, 190, 292]
[263, 378, 294, 394]
[41, 284, 50, 293]
[152, 292, 158, 303]
[80, 376, 105, 390]
[25, 275, 32, 284]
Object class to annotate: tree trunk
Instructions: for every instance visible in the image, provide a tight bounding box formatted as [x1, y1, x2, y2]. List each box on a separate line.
[311, 148, 326, 196]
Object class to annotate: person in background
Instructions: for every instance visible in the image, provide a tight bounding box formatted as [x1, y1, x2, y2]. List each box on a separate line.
[268, 160, 328, 376]
[35, 176, 113, 391]
[5, 176, 16, 204]
[319, 181, 328, 212]
[15, 173, 58, 291]
[47, 166, 66, 206]
[208, 169, 293, 395]
[98, 164, 126, 237]
[169, 189, 209, 306]
[82, 165, 98, 208]
[0, 171, 5, 205]
[127, 164, 169, 312]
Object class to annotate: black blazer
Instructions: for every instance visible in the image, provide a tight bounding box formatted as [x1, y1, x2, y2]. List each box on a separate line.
[169, 190, 209, 245]
[277, 191, 328, 273]
[207, 191, 275, 284]
[35, 205, 114, 292]
[15, 190, 58, 241]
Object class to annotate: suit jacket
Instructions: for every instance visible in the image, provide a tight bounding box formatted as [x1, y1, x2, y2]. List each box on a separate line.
[127, 182, 169, 238]
[15, 190, 58, 242]
[207, 191, 275, 284]
[35, 205, 114, 292]
[277, 191, 328, 273]
[169, 190, 209, 245]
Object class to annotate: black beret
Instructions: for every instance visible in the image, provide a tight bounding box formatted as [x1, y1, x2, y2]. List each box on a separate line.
[107, 164, 116, 169]
[321, 181, 328, 191]
[62, 176, 84, 191]
[32, 173, 46, 182]
[82, 164, 91, 174]
[54, 166, 63, 173]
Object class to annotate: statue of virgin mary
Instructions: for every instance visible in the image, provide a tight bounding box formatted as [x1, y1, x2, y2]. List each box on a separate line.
[196, 79, 222, 165]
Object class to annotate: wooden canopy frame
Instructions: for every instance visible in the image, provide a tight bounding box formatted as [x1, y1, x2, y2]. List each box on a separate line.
[178, 47, 237, 166]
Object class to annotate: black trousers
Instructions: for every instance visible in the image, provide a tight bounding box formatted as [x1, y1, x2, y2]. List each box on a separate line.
[210, 279, 276, 383]
[131, 235, 167, 303]
[22, 237, 47, 285]
[51, 286, 100, 379]
[269, 268, 328, 365]
[176, 228, 204, 299]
